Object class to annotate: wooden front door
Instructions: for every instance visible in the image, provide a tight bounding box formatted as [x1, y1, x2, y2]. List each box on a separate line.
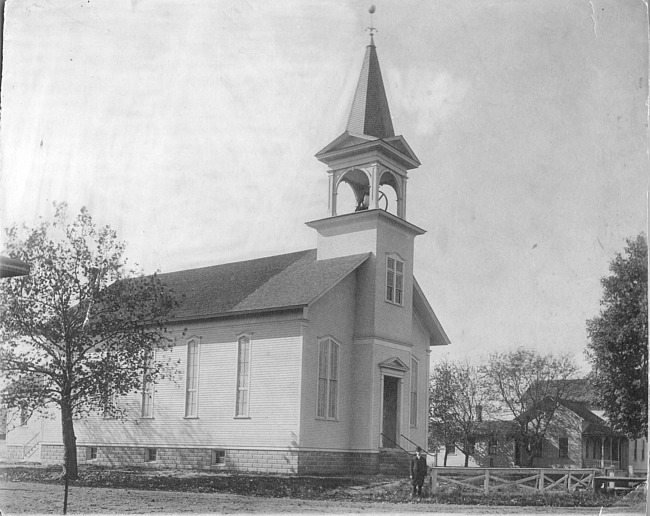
[382, 376, 399, 447]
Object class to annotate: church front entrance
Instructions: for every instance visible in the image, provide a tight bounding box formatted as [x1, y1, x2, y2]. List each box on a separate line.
[381, 375, 400, 448]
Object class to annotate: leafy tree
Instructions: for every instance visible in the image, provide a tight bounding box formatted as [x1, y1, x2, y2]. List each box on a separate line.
[481, 348, 578, 467]
[0, 204, 177, 479]
[586, 234, 648, 438]
[429, 359, 494, 467]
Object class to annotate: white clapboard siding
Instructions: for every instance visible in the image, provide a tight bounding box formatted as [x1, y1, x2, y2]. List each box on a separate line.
[408, 310, 432, 447]
[299, 272, 357, 450]
[75, 313, 303, 449]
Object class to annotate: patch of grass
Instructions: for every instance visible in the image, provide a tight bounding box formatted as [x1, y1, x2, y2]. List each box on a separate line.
[0, 465, 618, 507]
[0, 465, 370, 500]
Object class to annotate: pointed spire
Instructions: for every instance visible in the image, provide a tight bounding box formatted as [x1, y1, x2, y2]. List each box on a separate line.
[346, 32, 395, 139]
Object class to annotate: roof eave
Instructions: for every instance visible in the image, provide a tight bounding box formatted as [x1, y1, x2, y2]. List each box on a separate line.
[413, 278, 451, 346]
[315, 138, 420, 170]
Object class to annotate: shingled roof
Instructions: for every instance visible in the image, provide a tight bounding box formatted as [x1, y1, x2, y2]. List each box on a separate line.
[158, 249, 370, 321]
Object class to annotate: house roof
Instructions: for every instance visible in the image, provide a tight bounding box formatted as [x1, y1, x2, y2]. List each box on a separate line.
[0, 256, 30, 278]
[544, 379, 595, 404]
[157, 249, 370, 321]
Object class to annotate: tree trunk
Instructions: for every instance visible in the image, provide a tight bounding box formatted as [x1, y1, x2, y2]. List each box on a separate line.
[443, 449, 448, 467]
[464, 452, 470, 467]
[61, 401, 78, 480]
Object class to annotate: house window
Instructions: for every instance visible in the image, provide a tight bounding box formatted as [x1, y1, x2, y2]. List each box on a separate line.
[211, 449, 225, 465]
[488, 439, 498, 456]
[86, 447, 97, 460]
[235, 336, 251, 417]
[317, 337, 339, 419]
[559, 437, 569, 458]
[141, 352, 154, 418]
[386, 256, 404, 305]
[146, 448, 157, 462]
[20, 408, 29, 426]
[410, 358, 418, 427]
[445, 443, 456, 455]
[185, 339, 200, 417]
[634, 439, 638, 461]
[642, 440, 645, 461]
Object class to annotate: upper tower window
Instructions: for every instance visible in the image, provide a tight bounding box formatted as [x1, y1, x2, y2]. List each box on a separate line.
[386, 256, 404, 305]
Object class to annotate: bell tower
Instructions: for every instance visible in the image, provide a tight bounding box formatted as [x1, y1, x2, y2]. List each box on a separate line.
[314, 33, 421, 221]
[307, 26, 426, 343]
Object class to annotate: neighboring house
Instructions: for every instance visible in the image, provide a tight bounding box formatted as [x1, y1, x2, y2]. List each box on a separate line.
[514, 379, 632, 471]
[432, 421, 517, 468]
[430, 380, 642, 473]
[629, 436, 647, 476]
[5, 34, 450, 475]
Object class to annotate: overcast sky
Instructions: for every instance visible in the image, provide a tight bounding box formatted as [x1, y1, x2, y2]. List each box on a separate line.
[1, 0, 647, 371]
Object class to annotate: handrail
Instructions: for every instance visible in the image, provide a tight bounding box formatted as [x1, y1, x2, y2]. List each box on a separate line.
[380, 432, 410, 454]
[400, 434, 430, 455]
[22, 431, 40, 458]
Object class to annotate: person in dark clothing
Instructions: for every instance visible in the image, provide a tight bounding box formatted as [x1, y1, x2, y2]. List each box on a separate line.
[410, 446, 427, 499]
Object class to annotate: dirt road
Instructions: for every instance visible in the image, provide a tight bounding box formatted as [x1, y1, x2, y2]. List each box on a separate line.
[0, 481, 644, 515]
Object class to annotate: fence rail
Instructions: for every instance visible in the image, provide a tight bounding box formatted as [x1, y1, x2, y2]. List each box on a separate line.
[429, 467, 597, 495]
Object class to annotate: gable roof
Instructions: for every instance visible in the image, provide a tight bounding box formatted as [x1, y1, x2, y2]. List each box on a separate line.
[158, 249, 369, 321]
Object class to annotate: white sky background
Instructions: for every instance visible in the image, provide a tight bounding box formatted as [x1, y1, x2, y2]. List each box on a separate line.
[1, 0, 648, 372]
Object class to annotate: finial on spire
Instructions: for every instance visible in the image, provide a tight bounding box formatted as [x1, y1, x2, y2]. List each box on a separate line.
[366, 5, 377, 45]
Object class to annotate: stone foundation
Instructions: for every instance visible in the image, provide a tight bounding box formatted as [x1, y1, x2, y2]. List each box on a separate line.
[39, 444, 379, 475]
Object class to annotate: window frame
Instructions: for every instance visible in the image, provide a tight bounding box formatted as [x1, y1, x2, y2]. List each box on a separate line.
[235, 335, 252, 418]
[410, 357, 418, 428]
[86, 446, 98, 461]
[145, 448, 157, 462]
[141, 351, 155, 419]
[316, 337, 340, 420]
[211, 449, 226, 466]
[558, 437, 569, 458]
[385, 255, 405, 306]
[184, 338, 201, 418]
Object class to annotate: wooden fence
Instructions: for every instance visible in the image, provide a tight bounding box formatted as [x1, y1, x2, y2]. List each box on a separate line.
[429, 467, 597, 495]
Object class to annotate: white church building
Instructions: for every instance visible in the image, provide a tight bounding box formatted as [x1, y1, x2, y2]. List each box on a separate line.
[6, 34, 450, 475]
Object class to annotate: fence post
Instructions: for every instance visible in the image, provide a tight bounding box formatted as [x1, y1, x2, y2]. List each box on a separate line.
[430, 468, 437, 496]
[484, 469, 490, 495]
[537, 469, 544, 492]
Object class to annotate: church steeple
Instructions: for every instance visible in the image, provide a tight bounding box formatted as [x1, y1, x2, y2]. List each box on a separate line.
[315, 28, 420, 221]
[346, 34, 395, 139]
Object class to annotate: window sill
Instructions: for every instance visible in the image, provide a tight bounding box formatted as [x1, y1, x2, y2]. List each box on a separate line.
[316, 417, 339, 422]
[385, 299, 404, 307]
[234, 416, 251, 419]
[183, 416, 199, 419]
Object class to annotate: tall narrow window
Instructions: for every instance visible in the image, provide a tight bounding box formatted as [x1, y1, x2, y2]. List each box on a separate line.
[235, 336, 251, 417]
[410, 358, 418, 427]
[317, 338, 339, 419]
[185, 339, 199, 417]
[141, 352, 154, 418]
[386, 256, 404, 305]
[558, 437, 569, 458]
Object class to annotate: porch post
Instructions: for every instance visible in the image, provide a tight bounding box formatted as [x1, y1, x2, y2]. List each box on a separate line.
[601, 439, 604, 469]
